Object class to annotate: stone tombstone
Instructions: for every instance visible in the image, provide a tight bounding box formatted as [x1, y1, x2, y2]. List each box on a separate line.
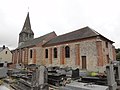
[36, 65, 48, 86]
[106, 63, 117, 90]
[72, 68, 79, 79]
[114, 61, 120, 84]
[3, 61, 7, 67]
[15, 64, 22, 69]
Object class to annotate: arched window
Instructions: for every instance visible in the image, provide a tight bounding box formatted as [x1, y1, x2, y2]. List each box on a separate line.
[45, 49, 48, 58]
[54, 48, 57, 58]
[30, 50, 33, 58]
[65, 46, 70, 58]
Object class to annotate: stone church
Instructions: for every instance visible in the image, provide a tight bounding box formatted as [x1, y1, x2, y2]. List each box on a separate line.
[12, 13, 116, 72]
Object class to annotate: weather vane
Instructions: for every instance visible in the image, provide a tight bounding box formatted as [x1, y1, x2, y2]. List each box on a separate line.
[28, 6, 29, 12]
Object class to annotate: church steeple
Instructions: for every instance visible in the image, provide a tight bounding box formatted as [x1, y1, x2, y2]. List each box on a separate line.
[18, 12, 34, 46]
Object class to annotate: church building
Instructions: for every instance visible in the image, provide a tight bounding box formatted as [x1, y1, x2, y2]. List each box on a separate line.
[12, 13, 116, 72]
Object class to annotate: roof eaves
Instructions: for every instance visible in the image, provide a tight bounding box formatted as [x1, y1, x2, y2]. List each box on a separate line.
[99, 35, 114, 43]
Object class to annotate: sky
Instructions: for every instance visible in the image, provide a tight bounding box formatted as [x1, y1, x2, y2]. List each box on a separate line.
[0, 0, 120, 49]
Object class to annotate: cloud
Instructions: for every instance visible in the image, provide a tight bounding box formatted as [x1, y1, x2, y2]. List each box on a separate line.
[0, 0, 120, 49]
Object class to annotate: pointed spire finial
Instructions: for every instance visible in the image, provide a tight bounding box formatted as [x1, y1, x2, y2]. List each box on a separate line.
[28, 6, 29, 12]
[20, 11, 33, 34]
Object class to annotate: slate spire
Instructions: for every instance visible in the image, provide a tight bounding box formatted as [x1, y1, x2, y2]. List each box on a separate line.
[20, 12, 34, 34]
[18, 12, 34, 46]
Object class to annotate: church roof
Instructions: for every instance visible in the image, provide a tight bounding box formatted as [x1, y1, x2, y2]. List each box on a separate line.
[44, 26, 114, 46]
[17, 31, 56, 49]
[20, 12, 34, 34]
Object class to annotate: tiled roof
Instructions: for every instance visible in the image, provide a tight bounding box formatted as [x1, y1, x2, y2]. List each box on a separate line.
[17, 31, 56, 49]
[44, 26, 114, 46]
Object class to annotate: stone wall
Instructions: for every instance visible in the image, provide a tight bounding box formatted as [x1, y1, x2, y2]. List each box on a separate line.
[12, 37, 115, 73]
[43, 38, 115, 72]
[43, 39, 98, 70]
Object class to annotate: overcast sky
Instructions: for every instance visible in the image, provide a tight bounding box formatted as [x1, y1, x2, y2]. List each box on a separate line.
[0, 0, 120, 49]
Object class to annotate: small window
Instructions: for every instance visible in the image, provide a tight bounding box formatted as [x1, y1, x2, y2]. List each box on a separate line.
[54, 48, 57, 58]
[5, 51, 7, 54]
[65, 46, 70, 58]
[106, 42, 108, 48]
[45, 49, 48, 58]
[30, 50, 33, 58]
[107, 55, 109, 63]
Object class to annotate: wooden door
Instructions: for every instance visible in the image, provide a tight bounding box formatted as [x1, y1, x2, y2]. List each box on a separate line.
[82, 56, 86, 69]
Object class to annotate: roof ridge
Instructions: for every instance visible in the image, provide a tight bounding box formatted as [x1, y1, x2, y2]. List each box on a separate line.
[56, 26, 89, 38]
[0, 47, 8, 52]
[34, 31, 56, 40]
[90, 28, 100, 35]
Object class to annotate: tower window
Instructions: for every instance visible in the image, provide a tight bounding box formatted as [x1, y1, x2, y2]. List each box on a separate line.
[54, 48, 57, 58]
[5, 51, 7, 54]
[45, 49, 48, 58]
[30, 50, 33, 58]
[65, 46, 70, 58]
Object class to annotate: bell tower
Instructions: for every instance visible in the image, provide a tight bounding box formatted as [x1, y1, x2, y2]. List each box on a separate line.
[18, 12, 34, 46]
